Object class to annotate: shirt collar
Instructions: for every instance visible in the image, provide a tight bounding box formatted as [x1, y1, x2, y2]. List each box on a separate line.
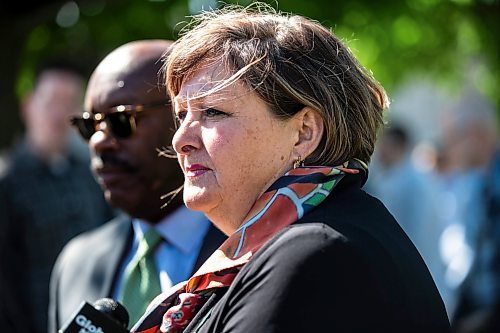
[132, 206, 211, 254]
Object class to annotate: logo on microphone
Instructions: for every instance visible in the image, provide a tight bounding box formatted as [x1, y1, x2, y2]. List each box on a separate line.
[75, 315, 104, 333]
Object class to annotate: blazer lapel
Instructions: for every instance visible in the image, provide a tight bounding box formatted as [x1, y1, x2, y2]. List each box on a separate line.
[191, 223, 226, 274]
[92, 214, 134, 299]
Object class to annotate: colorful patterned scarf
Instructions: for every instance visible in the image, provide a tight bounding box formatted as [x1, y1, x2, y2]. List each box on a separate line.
[132, 160, 366, 333]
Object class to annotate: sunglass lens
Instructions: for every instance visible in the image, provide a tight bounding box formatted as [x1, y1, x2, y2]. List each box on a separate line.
[107, 112, 133, 138]
[72, 118, 96, 140]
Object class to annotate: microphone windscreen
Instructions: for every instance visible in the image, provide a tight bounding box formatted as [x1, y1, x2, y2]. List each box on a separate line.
[93, 298, 129, 328]
[59, 299, 130, 333]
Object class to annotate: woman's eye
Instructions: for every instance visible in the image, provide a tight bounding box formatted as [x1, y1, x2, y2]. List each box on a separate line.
[204, 108, 226, 118]
[175, 111, 187, 122]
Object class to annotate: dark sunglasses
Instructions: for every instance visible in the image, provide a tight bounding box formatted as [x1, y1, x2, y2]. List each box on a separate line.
[70, 100, 170, 140]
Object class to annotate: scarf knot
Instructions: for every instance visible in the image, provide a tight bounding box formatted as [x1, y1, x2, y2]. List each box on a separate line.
[160, 293, 208, 333]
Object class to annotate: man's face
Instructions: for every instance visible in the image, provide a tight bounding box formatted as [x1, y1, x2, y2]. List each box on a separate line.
[84, 68, 182, 221]
[25, 70, 83, 154]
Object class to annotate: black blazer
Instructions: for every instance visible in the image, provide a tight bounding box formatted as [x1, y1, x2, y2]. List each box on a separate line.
[48, 214, 225, 333]
[177, 174, 451, 333]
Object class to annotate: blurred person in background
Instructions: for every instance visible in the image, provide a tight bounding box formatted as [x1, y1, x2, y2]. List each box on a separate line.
[0, 60, 115, 333]
[365, 123, 445, 306]
[435, 91, 499, 333]
[48, 40, 225, 331]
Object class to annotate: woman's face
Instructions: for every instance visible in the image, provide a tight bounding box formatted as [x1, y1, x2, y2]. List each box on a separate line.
[172, 62, 298, 235]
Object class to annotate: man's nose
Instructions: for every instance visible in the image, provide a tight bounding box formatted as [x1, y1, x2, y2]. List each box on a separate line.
[89, 121, 118, 153]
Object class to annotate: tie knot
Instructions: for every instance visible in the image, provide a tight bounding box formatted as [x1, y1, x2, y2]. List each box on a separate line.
[137, 228, 162, 259]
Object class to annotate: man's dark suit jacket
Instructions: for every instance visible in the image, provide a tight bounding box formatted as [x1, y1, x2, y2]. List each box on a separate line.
[48, 214, 225, 333]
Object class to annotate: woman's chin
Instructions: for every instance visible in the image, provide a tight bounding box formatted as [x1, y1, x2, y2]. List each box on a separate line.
[183, 187, 218, 214]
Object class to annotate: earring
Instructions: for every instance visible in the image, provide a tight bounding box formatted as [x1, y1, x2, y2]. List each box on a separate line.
[293, 156, 304, 169]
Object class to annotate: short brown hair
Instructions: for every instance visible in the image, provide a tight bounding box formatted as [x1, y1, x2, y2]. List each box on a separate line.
[165, 3, 388, 165]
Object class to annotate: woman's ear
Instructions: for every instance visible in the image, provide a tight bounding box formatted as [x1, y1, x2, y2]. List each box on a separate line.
[293, 107, 324, 160]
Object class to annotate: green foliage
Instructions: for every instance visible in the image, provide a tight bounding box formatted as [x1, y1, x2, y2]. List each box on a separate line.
[246, 0, 499, 106]
[16, 0, 499, 107]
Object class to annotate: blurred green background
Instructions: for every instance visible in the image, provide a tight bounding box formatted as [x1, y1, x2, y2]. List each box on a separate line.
[0, 0, 498, 150]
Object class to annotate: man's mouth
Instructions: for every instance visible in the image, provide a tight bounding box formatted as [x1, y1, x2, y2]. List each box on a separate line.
[92, 154, 136, 185]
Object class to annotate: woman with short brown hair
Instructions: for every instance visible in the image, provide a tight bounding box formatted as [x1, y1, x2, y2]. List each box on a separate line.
[133, 4, 450, 333]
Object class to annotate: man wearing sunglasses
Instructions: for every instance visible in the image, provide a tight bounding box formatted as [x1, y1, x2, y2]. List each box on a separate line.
[48, 40, 226, 331]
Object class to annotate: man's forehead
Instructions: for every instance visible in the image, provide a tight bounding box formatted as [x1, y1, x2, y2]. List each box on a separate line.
[88, 47, 139, 94]
[87, 69, 160, 108]
[86, 72, 124, 107]
[35, 70, 83, 93]
[86, 45, 167, 111]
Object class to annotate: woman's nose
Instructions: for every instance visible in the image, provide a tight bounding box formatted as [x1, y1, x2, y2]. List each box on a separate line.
[172, 118, 200, 155]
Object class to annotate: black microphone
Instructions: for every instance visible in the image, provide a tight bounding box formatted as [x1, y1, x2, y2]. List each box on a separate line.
[59, 298, 130, 333]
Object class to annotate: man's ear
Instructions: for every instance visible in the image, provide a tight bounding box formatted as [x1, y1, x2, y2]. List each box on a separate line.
[293, 107, 324, 161]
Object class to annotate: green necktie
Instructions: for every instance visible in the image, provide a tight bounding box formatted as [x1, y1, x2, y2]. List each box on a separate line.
[119, 228, 163, 326]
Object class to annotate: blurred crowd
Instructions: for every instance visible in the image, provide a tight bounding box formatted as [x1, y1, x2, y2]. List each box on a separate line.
[366, 89, 499, 332]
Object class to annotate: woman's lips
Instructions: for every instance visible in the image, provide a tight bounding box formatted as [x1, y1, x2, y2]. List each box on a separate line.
[185, 164, 211, 177]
